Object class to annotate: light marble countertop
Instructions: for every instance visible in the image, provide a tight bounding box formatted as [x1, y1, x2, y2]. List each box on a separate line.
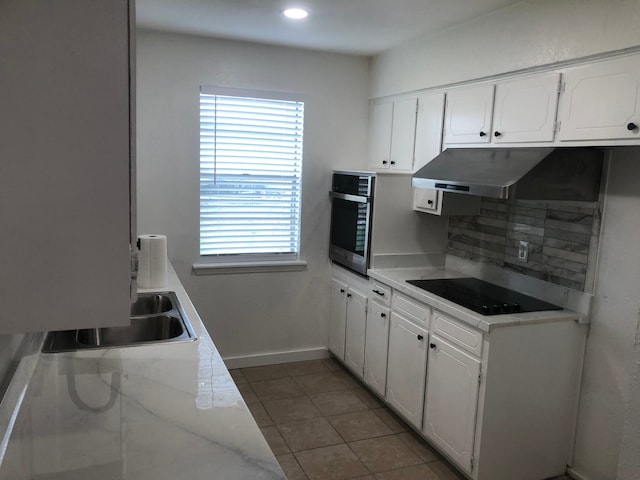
[0, 265, 285, 480]
[368, 266, 581, 333]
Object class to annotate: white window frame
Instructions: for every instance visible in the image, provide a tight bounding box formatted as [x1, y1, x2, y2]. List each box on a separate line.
[193, 86, 307, 274]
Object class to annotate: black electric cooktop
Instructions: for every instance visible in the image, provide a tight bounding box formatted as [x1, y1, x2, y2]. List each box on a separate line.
[406, 277, 562, 316]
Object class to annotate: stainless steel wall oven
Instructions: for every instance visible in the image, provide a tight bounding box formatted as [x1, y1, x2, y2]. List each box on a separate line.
[329, 171, 376, 276]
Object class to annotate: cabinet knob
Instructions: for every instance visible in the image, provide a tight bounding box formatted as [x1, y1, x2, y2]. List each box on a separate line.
[347, 293, 352, 298]
[479, 131, 486, 137]
[417, 334, 424, 341]
[380, 312, 386, 318]
[427, 199, 434, 205]
[429, 343, 436, 349]
[390, 161, 396, 165]
[628, 122, 638, 131]
[340, 288, 345, 293]
[494, 131, 501, 137]
[382, 160, 388, 165]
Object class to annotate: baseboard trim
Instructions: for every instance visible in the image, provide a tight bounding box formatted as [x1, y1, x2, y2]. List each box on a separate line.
[223, 348, 330, 369]
[567, 467, 588, 480]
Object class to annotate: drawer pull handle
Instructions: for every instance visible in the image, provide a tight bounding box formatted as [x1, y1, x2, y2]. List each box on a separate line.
[372, 289, 385, 296]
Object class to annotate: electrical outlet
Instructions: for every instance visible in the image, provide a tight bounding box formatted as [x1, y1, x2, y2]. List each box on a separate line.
[518, 241, 529, 263]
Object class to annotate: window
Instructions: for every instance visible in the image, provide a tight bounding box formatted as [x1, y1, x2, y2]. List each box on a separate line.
[199, 88, 304, 265]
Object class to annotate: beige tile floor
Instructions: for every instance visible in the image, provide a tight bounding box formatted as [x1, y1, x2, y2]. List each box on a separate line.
[232, 358, 575, 480]
[230, 358, 468, 480]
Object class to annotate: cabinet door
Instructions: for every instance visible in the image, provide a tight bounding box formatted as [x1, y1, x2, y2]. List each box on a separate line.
[385, 313, 428, 428]
[557, 56, 640, 141]
[423, 335, 481, 473]
[493, 73, 560, 143]
[368, 102, 393, 169]
[414, 92, 445, 171]
[364, 301, 391, 396]
[444, 85, 495, 144]
[329, 279, 348, 360]
[413, 188, 441, 215]
[389, 98, 418, 171]
[344, 288, 367, 376]
[0, 0, 133, 333]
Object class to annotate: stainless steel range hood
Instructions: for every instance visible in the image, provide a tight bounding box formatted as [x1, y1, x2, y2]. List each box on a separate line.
[412, 147, 604, 201]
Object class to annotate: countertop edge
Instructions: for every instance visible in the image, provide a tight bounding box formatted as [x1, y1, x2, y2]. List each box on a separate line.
[0, 263, 286, 480]
[367, 267, 582, 333]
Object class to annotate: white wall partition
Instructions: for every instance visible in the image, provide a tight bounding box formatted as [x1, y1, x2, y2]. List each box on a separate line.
[135, 30, 371, 362]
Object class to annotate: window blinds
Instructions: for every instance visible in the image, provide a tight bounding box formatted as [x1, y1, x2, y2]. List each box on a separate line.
[199, 92, 304, 257]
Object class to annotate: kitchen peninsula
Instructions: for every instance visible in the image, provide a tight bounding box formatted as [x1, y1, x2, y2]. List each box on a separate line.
[0, 265, 284, 480]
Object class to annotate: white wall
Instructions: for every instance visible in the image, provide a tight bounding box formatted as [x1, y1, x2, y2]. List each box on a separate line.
[136, 30, 371, 360]
[371, 174, 447, 255]
[371, 0, 640, 97]
[574, 148, 640, 480]
[368, 2, 640, 479]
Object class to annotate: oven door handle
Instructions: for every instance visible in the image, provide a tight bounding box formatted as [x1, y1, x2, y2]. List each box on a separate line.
[329, 191, 371, 203]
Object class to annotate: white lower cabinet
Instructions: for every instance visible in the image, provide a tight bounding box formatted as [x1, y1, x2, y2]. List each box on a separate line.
[385, 312, 428, 429]
[344, 288, 368, 375]
[328, 278, 349, 361]
[363, 301, 390, 396]
[330, 274, 585, 480]
[329, 268, 369, 374]
[423, 334, 481, 473]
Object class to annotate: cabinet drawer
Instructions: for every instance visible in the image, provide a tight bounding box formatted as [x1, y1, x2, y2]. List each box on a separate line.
[393, 292, 430, 328]
[431, 311, 482, 357]
[370, 282, 392, 306]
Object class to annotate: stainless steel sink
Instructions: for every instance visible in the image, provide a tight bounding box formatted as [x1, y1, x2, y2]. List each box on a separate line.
[130, 293, 174, 316]
[42, 291, 197, 353]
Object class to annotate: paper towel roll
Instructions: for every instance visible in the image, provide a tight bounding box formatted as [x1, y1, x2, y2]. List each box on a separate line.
[138, 234, 168, 289]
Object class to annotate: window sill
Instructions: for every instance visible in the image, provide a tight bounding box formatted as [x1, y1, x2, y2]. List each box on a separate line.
[192, 260, 308, 275]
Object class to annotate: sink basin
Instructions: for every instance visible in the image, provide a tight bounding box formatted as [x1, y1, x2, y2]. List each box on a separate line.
[42, 291, 197, 353]
[76, 315, 184, 347]
[130, 293, 173, 316]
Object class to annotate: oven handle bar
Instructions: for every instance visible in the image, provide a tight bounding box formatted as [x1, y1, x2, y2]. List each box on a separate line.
[329, 191, 371, 203]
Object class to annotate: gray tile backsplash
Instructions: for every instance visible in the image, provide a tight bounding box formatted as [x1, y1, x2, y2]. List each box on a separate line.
[447, 197, 602, 292]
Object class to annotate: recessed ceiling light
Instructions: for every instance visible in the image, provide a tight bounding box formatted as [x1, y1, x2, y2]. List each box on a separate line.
[282, 8, 309, 20]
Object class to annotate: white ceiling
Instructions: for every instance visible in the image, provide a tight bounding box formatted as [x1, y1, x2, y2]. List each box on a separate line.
[136, 0, 523, 56]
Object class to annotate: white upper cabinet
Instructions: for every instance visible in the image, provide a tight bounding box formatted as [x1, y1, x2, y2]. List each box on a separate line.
[368, 98, 418, 171]
[368, 102, 394, 169]
[444, 85, 495, 144]
[557, 55, 640, 141]
[414, 92, 446, 171]
[0, 0, 134, 334]
[492, 73, 561, 143]
[391, 98, 419, 170]
[445, 75, 560, 145]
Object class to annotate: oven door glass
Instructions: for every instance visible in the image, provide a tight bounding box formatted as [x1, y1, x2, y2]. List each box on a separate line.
[330, 198, 370, 256]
